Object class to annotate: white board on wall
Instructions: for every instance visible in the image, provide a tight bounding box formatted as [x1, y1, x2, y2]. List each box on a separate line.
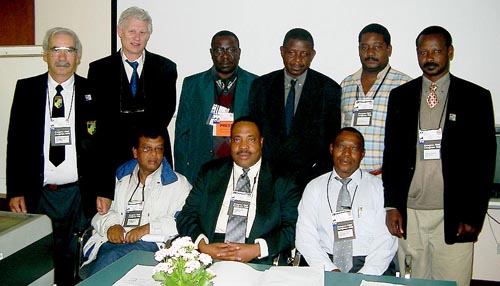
[0, 47, 46, 196]
[116, 0, 500, 124]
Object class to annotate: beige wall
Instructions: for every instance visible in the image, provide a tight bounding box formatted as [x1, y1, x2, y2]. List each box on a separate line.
[35, 0, 111, 75]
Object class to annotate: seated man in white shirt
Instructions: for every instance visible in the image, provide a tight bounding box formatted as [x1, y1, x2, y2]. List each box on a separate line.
[296, 127, 397, 275]
[81, 124, 191, 277]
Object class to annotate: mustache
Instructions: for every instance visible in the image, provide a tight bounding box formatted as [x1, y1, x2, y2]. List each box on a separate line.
[424, 62, 438, 68]
[237, 150, 251, 155]
[364, 57, 378, 62]
[55, 61, 70, 67]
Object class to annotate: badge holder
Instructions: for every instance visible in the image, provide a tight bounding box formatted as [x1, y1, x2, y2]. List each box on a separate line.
[332, 210, 356, 241]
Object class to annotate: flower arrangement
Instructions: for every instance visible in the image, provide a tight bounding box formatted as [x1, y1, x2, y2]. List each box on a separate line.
[152, 236, 216, 286]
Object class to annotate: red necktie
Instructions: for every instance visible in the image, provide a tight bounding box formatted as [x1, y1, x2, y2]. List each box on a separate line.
[427, 82, 438, 109]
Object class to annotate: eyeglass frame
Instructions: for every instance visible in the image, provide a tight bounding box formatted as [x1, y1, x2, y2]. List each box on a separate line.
[47, 46, 79, 57]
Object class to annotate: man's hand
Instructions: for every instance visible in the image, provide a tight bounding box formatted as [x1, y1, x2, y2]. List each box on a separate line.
[216, 242, 261, 263]
[107, 225, 126, 243]
[96, 196, 112, 215]
[457, 222, 478, 241]
[386, 209, 404, 238]
[125, 224, 149, 243]
[198, 240, 230, 259]
[9, 196, 27, 213]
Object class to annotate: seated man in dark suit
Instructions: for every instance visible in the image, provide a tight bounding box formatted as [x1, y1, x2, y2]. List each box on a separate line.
[249, 28, 341, 188]
[176, 116, 300, 265]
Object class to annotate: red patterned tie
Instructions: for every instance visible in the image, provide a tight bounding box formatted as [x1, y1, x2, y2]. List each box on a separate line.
[427, 82, 438, 109]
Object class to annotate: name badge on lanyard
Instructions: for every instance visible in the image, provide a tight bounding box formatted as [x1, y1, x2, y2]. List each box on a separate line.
[124, 200, 144, 227]
[332, 210, 356, 241]
[352, 99, 374, 126]
[419, 128, 442, 160]
[227, 190, 252, 217]
[207, 104, 234, 137]
[50, 118, 72, 146]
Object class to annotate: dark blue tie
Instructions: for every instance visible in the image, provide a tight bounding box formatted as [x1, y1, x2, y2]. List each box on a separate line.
[285, 79, 296, 134]
[50, 85, 65, 166]
[126, 60, 139, 97]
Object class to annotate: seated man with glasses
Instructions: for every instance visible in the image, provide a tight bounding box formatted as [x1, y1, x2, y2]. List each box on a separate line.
[80, 124, 191, 278]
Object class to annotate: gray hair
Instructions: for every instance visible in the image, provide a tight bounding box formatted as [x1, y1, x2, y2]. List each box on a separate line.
[42, 27, 82, 56]
[118, 6, 153, 34]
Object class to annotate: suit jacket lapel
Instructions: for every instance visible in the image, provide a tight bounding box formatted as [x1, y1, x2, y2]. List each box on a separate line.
[249, 163, 274, 239]
[206, 161, 232, 240]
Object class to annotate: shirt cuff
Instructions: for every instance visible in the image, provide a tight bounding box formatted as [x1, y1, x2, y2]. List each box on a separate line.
[195, 234, 209, 249]
[254, 238, 268, 259]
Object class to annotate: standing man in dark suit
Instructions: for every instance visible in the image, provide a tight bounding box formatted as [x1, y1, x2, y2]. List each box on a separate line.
[175, 30, 257, 184]
[249, 28, 341, 188]
[177, 116, 300, 265]
[88, 6, 177, 214]
[383, 26, 496, 286]
[7, 27, 98, 286]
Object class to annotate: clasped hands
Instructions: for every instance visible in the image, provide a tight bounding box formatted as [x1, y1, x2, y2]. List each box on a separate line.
[107, 224, 149, 244]
[198, 239, 260, 263]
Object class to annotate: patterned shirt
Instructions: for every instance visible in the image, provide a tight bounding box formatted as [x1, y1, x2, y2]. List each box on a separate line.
[341, 65, 412, 171]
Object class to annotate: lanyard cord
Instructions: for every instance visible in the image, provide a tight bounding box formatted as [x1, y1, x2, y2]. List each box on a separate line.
[355, 67, 391, 101]
[326, 170, 361, 214]
[128, 171, 145, 203]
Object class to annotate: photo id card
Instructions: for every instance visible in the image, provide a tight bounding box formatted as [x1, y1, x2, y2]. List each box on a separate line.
[332, 210, 356, 241]
[419, 128, 442, 160]
[50, 118, 71, 146]
[352, 100, 374, 126]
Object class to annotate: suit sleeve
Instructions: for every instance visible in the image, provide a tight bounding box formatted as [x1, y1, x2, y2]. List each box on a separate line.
[176, 167, 209, 240]
[87, 62, 115, 200]
[173, 78, 191, 176]
[382, 89, 404, 210]
[152, 59, 177, 126]
[260, 177, 301, 258]
[7, 79, 37, 200]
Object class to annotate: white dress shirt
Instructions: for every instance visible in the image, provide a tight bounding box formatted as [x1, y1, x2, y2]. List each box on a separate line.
[43, 74, 78, 185]
[296, 168, 397, 275]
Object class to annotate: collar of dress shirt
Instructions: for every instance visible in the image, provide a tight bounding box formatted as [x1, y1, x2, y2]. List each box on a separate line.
[331, 167, 362, 189]
[422, 72, 450, 100]
[232, 158, 262, 184]
[48, 73, 75, 91]
[121, 49, 145, 67]
[284, 68, 308, 87]
[352, 64, 392, 81]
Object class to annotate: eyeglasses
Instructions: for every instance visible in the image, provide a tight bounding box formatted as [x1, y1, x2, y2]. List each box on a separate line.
[48, 47, 78, 57]
[211, 47, 239, 57]
[140, 146, 164, 153]
[335, 143, 363, 152]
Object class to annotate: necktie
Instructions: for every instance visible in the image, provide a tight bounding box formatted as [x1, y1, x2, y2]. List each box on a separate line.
[285, 79, 296, 134]
[427, 82, 438, 109]
[225, 168, 251, 243]
[126, 59, 139, 97]
[332, 176, 353, 272]
[49, 85, 65, 167]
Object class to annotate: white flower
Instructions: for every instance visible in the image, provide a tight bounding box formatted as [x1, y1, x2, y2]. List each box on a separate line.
[185, 260, 201, 274]
[152, 236, 215, 285]
[199, 253, 213, 265]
